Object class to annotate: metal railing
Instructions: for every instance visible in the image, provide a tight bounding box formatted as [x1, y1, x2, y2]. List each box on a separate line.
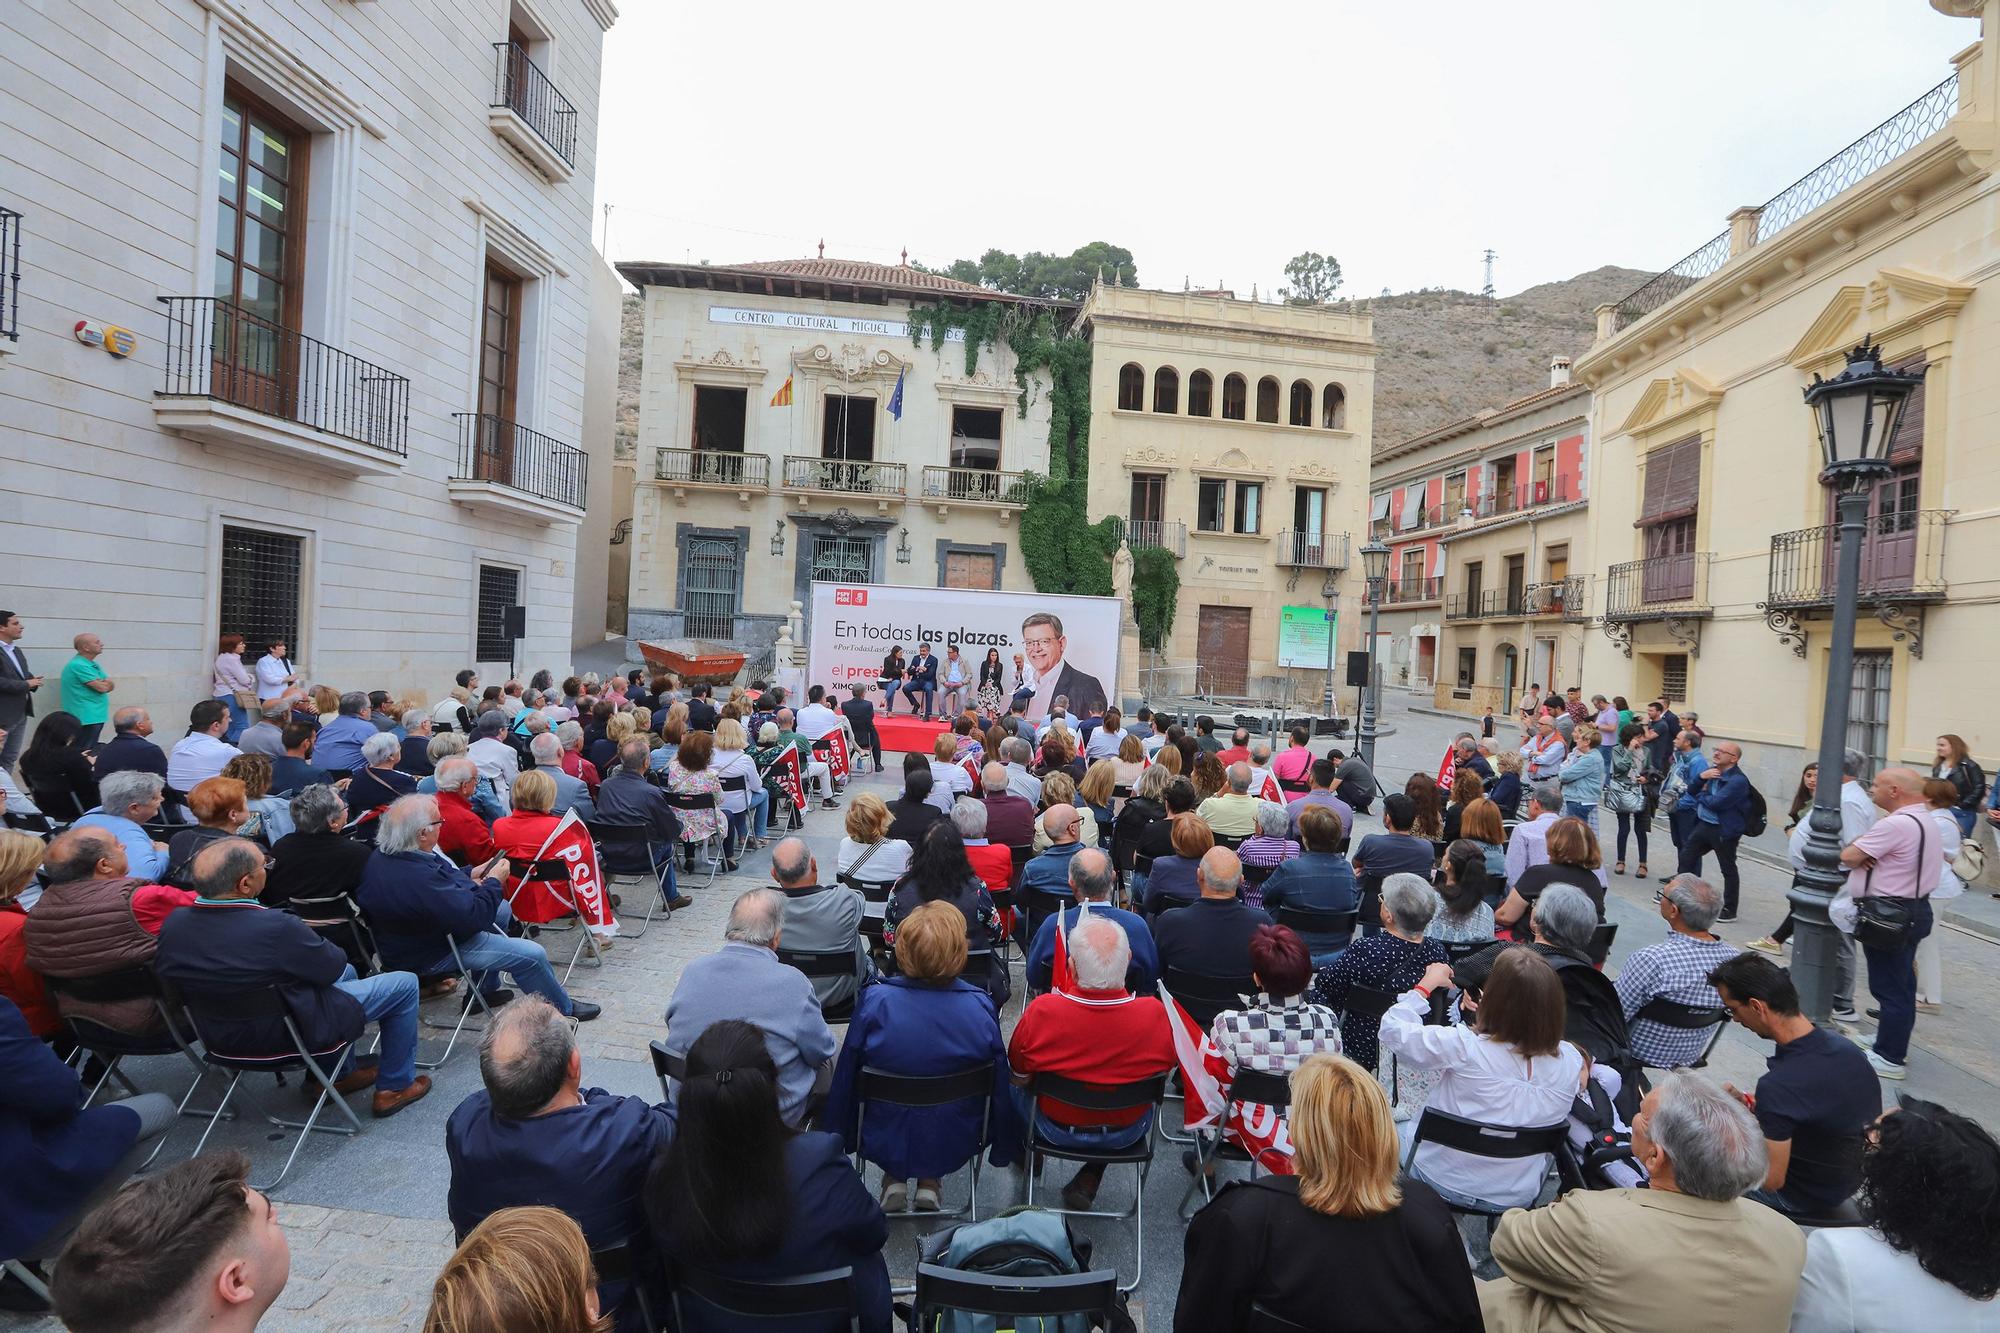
[1382, 576, 1442, 605]
[492, 42, 578, 166]
[1605, 552, 1712, 619]
[1765, 509, 1948, 610]
[1614, 73, 1957, 332]
[782, 455, 906, 496]
[158, 296, 409, 456]
[657, 447, 769, 489]
[1476, 475, 1578, 517]
[1274, 530, 1349, 569]
[0, 207, 19, 342]
[454, 413, 588, 508]
[1524, 576, 1587, 620]
[1115, 518, 1188, 558]
[919, 465, 1039, 506]
[1446, 589, 1526, 620]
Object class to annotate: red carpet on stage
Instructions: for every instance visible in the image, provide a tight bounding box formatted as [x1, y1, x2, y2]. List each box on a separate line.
[876, 713, 949, 755]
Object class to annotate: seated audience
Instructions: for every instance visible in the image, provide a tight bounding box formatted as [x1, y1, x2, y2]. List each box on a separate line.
[1112, 762, 1171, 887]
[1457, 886, 1631, 1077]
[823, 901, 1019, 1213]
[1351, 793, 1437, 884]
[223, 754, 293, 844]
[164, 776, 251, 887]
[1155, 848, 1274, 999]
[490, 771, 596, 933]
[1456, 795, 1510, 889]
[554, 720, 600, 796]
[887, 823, 1005, 1006]
[1025, 847, 1157, 996]
[25, 828, 194, 1037]
[591, 740, 687, 912]
[886, 760, 946, 846]
[357, 795, 599, 1022]
[269, 721, 331, 797]
[1709, 952, 1879, 1220]
[980, 762, 1037, 849]
[840, 683, 881, 772]
[835, 792, 911, 887]
[1110, 732, 1147, 791]
[20, 710, 100, 818]
[1019, 802, 1089, 932]
[314, 691, 379, 775]
[397, 709, 436, 777]
[1196, 763, 1263, 839]
[528, 733, 594, 820]
[1077, 758, 1118, 828]
[1259, 803, 1360, 962]
[1000, 735, 1043, 805]
[1008, 916, 1176, 1209]
[71, 770, 170, 882]
[710, 718, 766, 854]
[465, 711, 520, 813]
[427, 757, 497, 867]
[263, 783, 371, 912]
[769, 836, 869, 1012]
[423, 1205, 605, 1333]
[1239, 801, 1301, 880]
[1286, 757, 1356, 843]
[1440, 768, 1484, 843]
[1144, 811, 1214, 917]
[1384, 947, 1586, 1212]
[1791, 1096, 2000, 1330]
[1429, 839, 1497, 943]
[155, 838, 431, 1116]
[0, 832, 57, 1038]
[661, 888, 836, 1127]
[50, 1152, 290, 1333]
[1478, 1070, 1804, 1332]
[1029, 772, 1099, 852]
[1133, 774, 1198, 890]
[1175, 1054, 1481, 1333]
[91, 708, 169, 783]
[1488, 748, 1525, 819]
[925, 732, 974, 816]
[644, 1019, 889, 1331]
[445, 997, 672, 1330]
[1309, 873, 1448, 1072]
[664, 730, 725, 872]
[1615, 874, 1737, 1069]
[950, 798, 1014, 901]
[1495, 815, 1605, 934]
[1206, 925, 1342, 1149]
[1502, 779, 1564, 886]
[167, 700, 241, 793]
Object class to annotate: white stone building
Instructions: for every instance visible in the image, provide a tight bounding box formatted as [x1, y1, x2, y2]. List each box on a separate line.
[0, 0, 617, 715]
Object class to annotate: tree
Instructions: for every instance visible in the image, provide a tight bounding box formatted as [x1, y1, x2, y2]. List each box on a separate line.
[1282, 251, 1343, 304]
[926, 243, 1137, 301]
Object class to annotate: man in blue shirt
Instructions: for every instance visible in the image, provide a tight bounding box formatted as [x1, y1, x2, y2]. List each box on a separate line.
[1026, 848, 1157, 993]
[313, 691, 378, 775]
[1676, 738, 1752, 921]
[1018, 804, 1087, 939]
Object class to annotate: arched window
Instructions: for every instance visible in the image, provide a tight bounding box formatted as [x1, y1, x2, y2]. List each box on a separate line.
[1256, 376, 1280, 423]
[1322, 383, 1347, 430]
[1117, 363, 1144, 412]
[1221, 373, 1247, 421]
[1188, 370, 1213, 417]
[1289, 380, 1313, 426]
[1152, 367, 1179, 414]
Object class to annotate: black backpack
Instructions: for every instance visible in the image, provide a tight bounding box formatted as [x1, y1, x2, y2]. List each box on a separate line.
[1742, 784, 1768, 839]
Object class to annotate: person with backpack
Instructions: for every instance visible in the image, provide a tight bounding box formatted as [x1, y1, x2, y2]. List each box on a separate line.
[1931, 734, 1986, 838]
[1675, 739, 1756, 922]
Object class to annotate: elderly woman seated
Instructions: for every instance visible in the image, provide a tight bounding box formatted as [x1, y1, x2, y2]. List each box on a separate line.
[1453, 885, 1630, 1078]
[222, 753, 292, 844]
[347, 731, 419, 821]
[1308, 873, 1447, 1074]
[837, 792, 911, 889]
[821, 900, 1019, 1214]
[163, 777, 251, 888]
[490, 770, 607, 939]
[951, 798, 1013, 900]
[71, 770, 170, 882]
[1237, 803, 1302, 906]
[1144, 813, 1214, 917]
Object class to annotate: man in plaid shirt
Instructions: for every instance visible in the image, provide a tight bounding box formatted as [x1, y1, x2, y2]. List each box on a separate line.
[1615, 874, 1739, 1068]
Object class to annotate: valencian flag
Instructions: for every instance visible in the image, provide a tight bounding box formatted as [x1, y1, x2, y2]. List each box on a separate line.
[770, 374, 794, 407]
[887, 366, 906, 421]
[508, 807, 617, 938]
[1161, 982, 1296, 1174]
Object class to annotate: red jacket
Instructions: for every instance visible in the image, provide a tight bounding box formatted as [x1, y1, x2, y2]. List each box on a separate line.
[1008, 988, 1174, 1127]
[560, 750, 601, 796]
[437, 790, 496, 867]
[0, 907, 57, 1037]
[965, 841, 1013, 898]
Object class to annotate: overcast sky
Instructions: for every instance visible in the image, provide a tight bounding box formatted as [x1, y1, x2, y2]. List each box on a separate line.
[593, 2, 1973, 300]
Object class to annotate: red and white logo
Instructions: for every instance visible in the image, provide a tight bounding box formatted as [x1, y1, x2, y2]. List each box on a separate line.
[834, 588, 868, 605]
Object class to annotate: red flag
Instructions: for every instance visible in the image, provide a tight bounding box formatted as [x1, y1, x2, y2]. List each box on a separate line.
[1160, 984, 1295, 1174]
[961, 757, 981, 786]
[1436, 743, 1458, 789]
[509, 808, 616, 937]
[825, 729, 851, 783]
[768, 742, 806, 809]
[1259, 772, 1283, 803]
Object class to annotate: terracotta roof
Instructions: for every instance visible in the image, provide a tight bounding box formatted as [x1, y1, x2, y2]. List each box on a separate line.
[1375, 378, 1589, 460]
[727, 258, 991, 293]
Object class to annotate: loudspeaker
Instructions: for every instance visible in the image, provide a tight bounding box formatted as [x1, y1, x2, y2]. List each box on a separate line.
[1345, 651, 1371, 688]
[501, 605, 527, 640]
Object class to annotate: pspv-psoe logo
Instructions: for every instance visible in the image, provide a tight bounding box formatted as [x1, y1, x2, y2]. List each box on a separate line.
[834, 588, 868, 606]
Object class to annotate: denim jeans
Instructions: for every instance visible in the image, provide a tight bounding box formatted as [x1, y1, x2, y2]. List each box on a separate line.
[1861, 898, 1932, 1064]
[219, 694, 250, 743]
[437, 929, 573, 1016]
[1010, 1084, 1153, 1150]
[333, 965, 420, 1090]
[1950, 807, 1977, 837]
[1563, 800, 1597, 830]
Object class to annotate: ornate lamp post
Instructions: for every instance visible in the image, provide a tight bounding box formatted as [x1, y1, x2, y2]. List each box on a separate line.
[1790, 340, 1924, 1023]
[1358, 539, 1391, 774]
[1320, 572, 1340, 724]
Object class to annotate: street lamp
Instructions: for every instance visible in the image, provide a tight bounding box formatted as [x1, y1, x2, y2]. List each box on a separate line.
[1789, 339, 1924, 1024]
[1358, 538, 1391, 775]
[1320, 572, 1340, 726]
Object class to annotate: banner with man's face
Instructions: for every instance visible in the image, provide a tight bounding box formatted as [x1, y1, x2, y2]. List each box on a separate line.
[808, 582, 1120, 723]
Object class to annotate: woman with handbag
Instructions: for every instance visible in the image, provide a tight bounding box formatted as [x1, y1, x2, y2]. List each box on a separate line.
[1916, 777, 1977, 1014]
[1839, 767, 1945, 1081]
[1604, 722, 1651, 877]
[211, 633, 258, 743]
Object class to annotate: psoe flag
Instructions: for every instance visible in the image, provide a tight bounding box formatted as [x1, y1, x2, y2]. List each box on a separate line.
[887, 366, 905, 421]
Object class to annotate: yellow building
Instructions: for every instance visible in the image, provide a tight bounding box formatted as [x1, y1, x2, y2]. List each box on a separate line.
[1575, 2, 1998, 796]
[1077, 285, 1375, 704]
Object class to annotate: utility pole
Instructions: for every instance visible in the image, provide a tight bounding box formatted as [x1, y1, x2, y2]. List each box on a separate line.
[1481, 248, 1497, 298]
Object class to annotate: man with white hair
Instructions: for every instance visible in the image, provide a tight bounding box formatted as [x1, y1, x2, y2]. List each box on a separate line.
[1245, 738, 1275, 797]
[529, 733, 594, 819]
[1615, 874, 1738, 1069]
[662, 887, 836, 1126]
[1008, 914, 1175, 1209]
[432, 756, 498, 866]
[397, 708, 436, 777]
[553, 719, 600, 796]
[236, 698, 291, 758]
[1478, 1071, 1805, 1331]
[1504, 779, 1564, 887]
[1000, 736, 1042, 805]
[72, 770, 171, 880]
[1196, 762, 1262, 838]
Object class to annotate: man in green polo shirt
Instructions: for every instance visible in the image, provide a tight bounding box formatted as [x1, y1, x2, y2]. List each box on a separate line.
[59, 633, 115, 745]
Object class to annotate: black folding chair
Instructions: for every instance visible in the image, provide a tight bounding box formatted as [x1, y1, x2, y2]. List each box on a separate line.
[1356, 872, 1385, 935]
[775, 945, 865, 1025]
[415, 934, 504, 1070]
[1587, 920, 1619, 967]
[586, 819, 673, 938]
[1443, 937, 1498, 967]
[649, 1037, 684, 1102]
[1273, 905, 1357, 955]
[1162, 966, 1254, 1031]
[591, 1242, 661, 1333]
[660, 790, 727, 888]
[1185, 1067, 1293, 1215]
[852, 1064, 994, 1221]
[507, 857, 605, 985]
[838, 872, 895, 970]
[1240, 859, 1277, 888]
[285, 890, 383, 975]
[718, 774, 750, 856]
[47, 970, 229, 1165]
[1338, 983, 1450, 1103]
[909, 1264, 1120, 1331]
[1402, 1106, 1580, 1240]
[1213, 832, 1247, 852]
[669, 1263, 863, 1332]
[1633, 996, 1728, 1071]
[1021, 1071, 1168, 1292]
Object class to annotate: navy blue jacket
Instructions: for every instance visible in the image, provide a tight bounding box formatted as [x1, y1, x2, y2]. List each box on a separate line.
[269, 754, 334, 796]
[1025, 904, 1159, 995]
[1259, 852, 1360, 958]
[0, 997, 143, 1257]
[1688, 765, 1754, 841]
[397, 735, 435, 777]
[1017, 841, 1084, 924]
[92, 732, 168, 782]
[154, 898, 364, 1055]
[356, 850, 504, 974]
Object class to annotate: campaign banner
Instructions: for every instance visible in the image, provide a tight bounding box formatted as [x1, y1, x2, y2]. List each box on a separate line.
[808, 582, 1121, 723]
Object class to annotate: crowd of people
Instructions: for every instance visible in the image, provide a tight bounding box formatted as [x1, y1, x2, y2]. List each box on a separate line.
[0, 616, 1995, 1331]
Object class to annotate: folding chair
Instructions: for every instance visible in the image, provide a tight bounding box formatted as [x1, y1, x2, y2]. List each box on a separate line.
[669, 1263, 863, 1332]
[1587, 921, 1619, 967]
[1185, 1067, 1292, 1214]
[587, 1242, 662, 1333]
[1273, 905, 1357, 955]
[508, 857, 605, 986]
[839, 871, 895, 970]
[587, 820, 673, 939]
[1213, 832, 1247, 852]
[1161, 965, 1254, 1031]
[1021, 1071, 1168, 1293]
[661, 790, 726, 889]
[1633, 996, 1728, 1074]
[416, 935, 504, 1070]
[986, 884, 1024, 977]
[47, 971, 230, 1165]
[1443, 936, 1499, 967]
[909, 1263, 1120, 1330]
[718, 774, 750, 856]
[775, 945, 865, 1025]
[1340, 983, 1450, 1104]
[1356, 872, 1385, 935]
[171, 979, 363, 1192]
[285, 890, 385, 975]
[852, 1064, 993, 1221]
[649, 1038, 684, 1101]
[1402, 1106, 1580, 1242]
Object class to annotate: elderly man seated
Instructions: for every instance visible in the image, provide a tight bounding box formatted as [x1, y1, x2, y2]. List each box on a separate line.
[346, 732, 418, 820]
[1000, 736, 1043, 805]
[1008, 915, 1176, 1209]
[397, 709, 436, 777]
[554, 720, 601, 796]
[313, 692, 377, 775]
[661, 887, 836, 1127]
[236, 698, 291, 758]
[154, 838, 432, 1116]
[529, 733, 595, 819]
[71, 770, 170, 882]
[1025, 847, 1158, 995]
[1017, 803, 1088, 938]
[24, 829, 194, 1038]
[92, 707, 169, 782]
[980, 762, 1037, 849]
[1478, 1071, 1805, 1332]
[1153, 848, 1275, 1001]
[593, 738, 688, 911]
[769, 836, 867, 1011]
[1196, 763, 1263, 839]
[1615, 874, 1738, 1070]
[446, 995, 672, 1327]
[429, 756, 500, 868]
[355, 795, 599, 1022]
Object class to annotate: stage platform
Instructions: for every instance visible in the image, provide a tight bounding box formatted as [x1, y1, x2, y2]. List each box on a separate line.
[875, 713, 950, 755]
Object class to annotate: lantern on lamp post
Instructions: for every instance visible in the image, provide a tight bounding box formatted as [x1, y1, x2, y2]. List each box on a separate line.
[1357, 538, 1391, 775]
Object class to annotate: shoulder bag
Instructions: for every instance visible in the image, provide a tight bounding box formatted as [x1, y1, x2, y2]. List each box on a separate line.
[1852, 811, 1930, 953]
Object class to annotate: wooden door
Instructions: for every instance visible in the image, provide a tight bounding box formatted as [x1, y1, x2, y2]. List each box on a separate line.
[214, 86, 306, 418]
[1197, 605, 1252, 696]
[476, 263, 523, 483]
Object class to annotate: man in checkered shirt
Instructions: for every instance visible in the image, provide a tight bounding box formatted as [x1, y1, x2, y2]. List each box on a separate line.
[1615, 874, 1739, 1068]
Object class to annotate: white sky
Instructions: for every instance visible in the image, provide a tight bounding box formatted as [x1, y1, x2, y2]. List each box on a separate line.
[593, 1, 1974, 300]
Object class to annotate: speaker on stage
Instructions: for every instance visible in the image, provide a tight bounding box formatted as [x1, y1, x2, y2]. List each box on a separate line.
[1345, 651, 1371, 688]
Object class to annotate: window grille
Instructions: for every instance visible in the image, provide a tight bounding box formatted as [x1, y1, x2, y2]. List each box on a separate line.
[219, 526, 303, 665]
[477, 565, 520, 661]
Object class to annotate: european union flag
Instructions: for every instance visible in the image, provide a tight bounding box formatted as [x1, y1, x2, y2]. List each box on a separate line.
[887, 367, 905, 421]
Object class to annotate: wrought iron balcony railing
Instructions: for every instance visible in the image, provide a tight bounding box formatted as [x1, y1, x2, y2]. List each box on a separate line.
[782, 455, 906, 497]
[0, 207, 19, 343]
[158, 297, 410, 455]
[1524, 576, 1588, 620]
[919, 465, 1039, 506]
[1765, 510, 1947, 610]
[1382, 576, 1442, 605]
[454, 413, 587, 508]
[657, 447, 769, 489]
[1605, 552, 1712, 620]
[492, 42, 578, 166]
[1475, 475, 1578, 518]
[1274, 530, 1349, 570]
[1446, 589, 1526, 621]
[1116, 518, 1187, 558]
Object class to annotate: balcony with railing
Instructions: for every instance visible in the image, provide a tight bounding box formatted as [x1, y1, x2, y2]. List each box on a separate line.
[1765, 510, 1948, 611]
[1524, 576, 1588, 621]
[1382, 576, 1442, 606]
[450, 413, 586, 524]
[1274, 530, 1350, 570]
[0, 207, 19, 344]
[1446, 589, 1526, 621]
[1474, 475, 1579, 519]
[782, 455, 906, 505]
[489, 41, 579, 180]
[1605, 552, 1712, 621]
[656, 447, 770, 494]
[154, 296, 410, 475]
[1115, 518, 1188, 558]
[919, 465, 1039, 516]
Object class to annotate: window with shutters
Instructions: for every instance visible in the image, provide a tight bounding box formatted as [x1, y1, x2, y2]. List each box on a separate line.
[1637, 436, 1702, 529]
[476, 565, 520, 661]
[1659, 654, 1689, 704]
[1197, 478, 1227, 532]
[943, 551, 998, 590]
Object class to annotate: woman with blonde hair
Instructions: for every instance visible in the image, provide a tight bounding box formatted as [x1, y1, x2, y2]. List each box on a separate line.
[1176, 1053, 1481, 1330]
[1152, 740, 1184, 777]
[837, 791, 911, 888]
[1077, 758, 1119, 826]
[221, 753, 292, 844]
[0, 830, 58, 1037]
[1111, 733, 1147, 791]
[1029, 771, 1099, 852]
[711, 716, 768, 854]
[423, 1206, 608, 1333]
[310, 684, 341, 724]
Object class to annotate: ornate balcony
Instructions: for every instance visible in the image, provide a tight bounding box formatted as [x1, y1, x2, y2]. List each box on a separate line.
[1602, 552, 1711, 658]
[1760, 509, 1947, 658]
[450, 413, 586, 524]
[782, 455, 906, 508]
[918, 466, 1038, 520]
[1524, 576, 1588, 620]
[656, 448, 769, 505]
[489, 41, 578, 180]
[1274, 530, 1350, 570]
[1382, 576, 1441, 606]
[1116, 518, 1187, 558]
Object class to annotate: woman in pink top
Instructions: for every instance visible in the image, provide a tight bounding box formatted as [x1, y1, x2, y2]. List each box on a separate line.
[211, 633, 256, 743]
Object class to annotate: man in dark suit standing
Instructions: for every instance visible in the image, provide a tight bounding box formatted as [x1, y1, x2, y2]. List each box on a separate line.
[0, 610, 40, 775]
[906, 641, 938, 720]
[839, 684, 880, 771]
[1020, 611, 1106, 723]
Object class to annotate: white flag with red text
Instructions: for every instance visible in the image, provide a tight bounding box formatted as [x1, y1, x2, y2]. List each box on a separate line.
[1159, 984, 1295, 1173]
[526, 807, 617, 938]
